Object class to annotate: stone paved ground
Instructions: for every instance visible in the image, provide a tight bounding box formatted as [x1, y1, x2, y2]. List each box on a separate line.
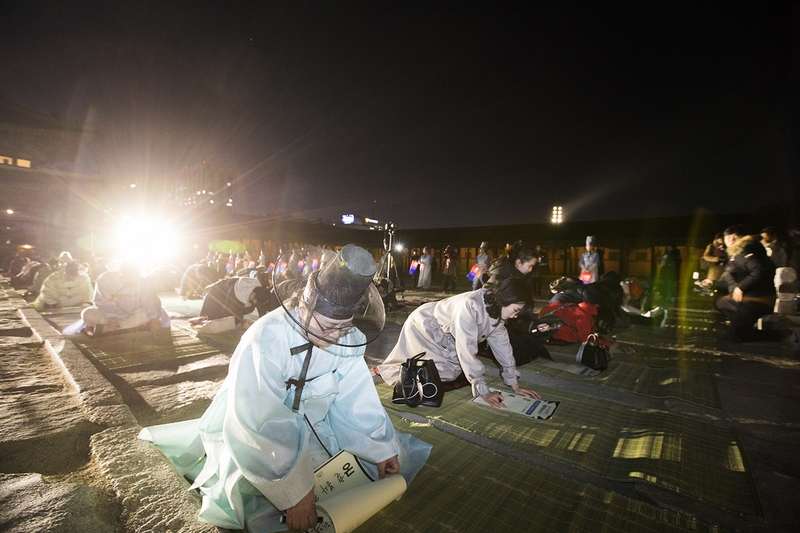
[1, 278, 799, 532]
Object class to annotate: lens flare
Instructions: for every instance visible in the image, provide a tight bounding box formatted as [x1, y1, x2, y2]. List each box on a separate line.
[116, 216, 177, 258]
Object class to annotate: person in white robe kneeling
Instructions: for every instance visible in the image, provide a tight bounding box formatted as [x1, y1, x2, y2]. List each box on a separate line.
[32, 261, 93, 310]
[378, 277, 541, 409]
[81, 258, 166, 336]
[142, 245, 430, 532]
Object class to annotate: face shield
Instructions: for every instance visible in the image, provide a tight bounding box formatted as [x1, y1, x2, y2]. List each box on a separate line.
[273, 245, 385, 347]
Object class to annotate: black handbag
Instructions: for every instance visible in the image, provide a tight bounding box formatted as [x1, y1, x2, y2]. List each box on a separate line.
[391, 352, 444, 407]
[575, 334, 612, 371]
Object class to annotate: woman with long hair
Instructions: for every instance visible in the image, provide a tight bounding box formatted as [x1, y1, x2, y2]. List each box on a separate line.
[484, 241, 551, 365]
[378, 277, 541, 409]
[485, 241, 537, 285]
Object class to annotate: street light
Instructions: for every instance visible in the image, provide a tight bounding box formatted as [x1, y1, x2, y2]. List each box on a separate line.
[551, 206, 563, 224]
[5, 209, 13, 215]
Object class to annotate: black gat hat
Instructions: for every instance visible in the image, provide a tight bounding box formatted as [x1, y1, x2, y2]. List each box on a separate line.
[274, 244, 385, 347]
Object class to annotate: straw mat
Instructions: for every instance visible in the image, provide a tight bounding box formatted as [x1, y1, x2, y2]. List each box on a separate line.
[527, 360, 721, 409]
[41, 311, 83, 331]
[73, 327, 223, 371]
[614, 324, 723, 354]
[172, 320, 242, 353]
[364, 416, 725, 532]
[610, 345, 723, 374]
[378, 379, 759, 516]
[548, 343, 724, 375]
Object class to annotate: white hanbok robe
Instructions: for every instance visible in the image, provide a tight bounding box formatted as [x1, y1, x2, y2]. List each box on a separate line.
[579, 251, 600, 283]
[378, 289, 519, 398]
[165, 308, 430, 531]
[32, 271, 93, 309]
[417, 253, 433, 289]
[81, 270, 164, 329]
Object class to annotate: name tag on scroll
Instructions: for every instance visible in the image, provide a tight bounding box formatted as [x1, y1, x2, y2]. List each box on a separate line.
[314, 450, 374, 502]
[307, 450, 408, 533]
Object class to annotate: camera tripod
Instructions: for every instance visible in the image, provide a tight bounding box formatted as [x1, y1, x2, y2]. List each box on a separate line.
[375, 222, 405, 298]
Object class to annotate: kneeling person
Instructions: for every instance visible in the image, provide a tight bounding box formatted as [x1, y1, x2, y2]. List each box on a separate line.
[81, 259, 166, 336]
[378, 278, 541, 409]
[190, 276, 268, 332]
[32, 261, 93, 310]
[186, 244, 429, 531]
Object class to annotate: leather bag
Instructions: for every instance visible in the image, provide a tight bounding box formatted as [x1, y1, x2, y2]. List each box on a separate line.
[575, 333, 611, 371]
[391, 352, 444, 407]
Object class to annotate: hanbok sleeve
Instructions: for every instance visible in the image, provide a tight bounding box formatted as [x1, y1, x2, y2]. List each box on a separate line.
[93, 274, 122, 318]
[327, 354, 402, 466]
[484, 324, 519, 388]
[80, 274, 94, 304]
[221, 332, 315, 511]
[39, 273, 60, 306]
[140, 278, 163, 319]
[451, 301, 492, 397]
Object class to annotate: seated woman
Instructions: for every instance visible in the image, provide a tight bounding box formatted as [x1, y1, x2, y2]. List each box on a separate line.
[378, 278, 541, 409]
[189, 276, 269, 332]
[32, 261, 93, 310]
[80, 258, 167, 337]
[485, 241, 537, 285]
[27, 257, 60, 298]
[485, 241, 551, 364]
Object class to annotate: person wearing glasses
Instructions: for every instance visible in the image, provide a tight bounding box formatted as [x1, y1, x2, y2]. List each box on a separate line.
[145, 245, 430, 532]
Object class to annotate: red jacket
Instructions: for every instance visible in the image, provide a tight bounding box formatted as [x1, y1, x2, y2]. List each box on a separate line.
[538, 302, 608, 345]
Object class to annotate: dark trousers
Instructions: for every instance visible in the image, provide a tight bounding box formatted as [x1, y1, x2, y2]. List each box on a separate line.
[507, 329, 551, 365]
[443, 275, 457, 292]
[716, 296, 783, 342]
[533, 275, 544, 296]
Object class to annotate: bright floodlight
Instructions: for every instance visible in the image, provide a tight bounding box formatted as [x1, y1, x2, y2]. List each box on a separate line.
[5, 209, 13, 215]
[395, 243, 404, 252]
[551, 206, 563, 224]
[116, 216, 177, 258]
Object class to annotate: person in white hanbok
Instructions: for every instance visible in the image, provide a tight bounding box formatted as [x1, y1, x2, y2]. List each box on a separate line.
[141, 245, 430, 533]
[80, 258, 167, 336]
[417, 246, 433, 290]
[378, 278, 541, 409]
[579, 236, 600, 284]
[32, 261, 93, 310]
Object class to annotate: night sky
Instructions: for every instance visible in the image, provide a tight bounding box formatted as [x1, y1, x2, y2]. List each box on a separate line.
[1, 1, 797, 229]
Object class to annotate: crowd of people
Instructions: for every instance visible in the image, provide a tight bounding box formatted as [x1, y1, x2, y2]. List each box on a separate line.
[3, 225, 799, 531]
[698, 224, 800, 348]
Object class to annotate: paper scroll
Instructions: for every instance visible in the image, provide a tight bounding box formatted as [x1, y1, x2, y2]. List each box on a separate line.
[307, 451, 407, 533]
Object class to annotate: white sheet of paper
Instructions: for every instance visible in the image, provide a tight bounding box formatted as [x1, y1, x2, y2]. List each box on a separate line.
[473, 390, 560, 420]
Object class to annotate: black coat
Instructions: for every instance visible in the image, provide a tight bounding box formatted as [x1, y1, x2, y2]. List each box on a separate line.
[200, 278, 255, 323]
[715, 236, 775, 299]
[485, 258, 534, 286]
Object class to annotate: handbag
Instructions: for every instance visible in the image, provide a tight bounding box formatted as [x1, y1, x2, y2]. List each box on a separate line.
[391, 352, 444, 407]
[575, 333, 611, 371]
